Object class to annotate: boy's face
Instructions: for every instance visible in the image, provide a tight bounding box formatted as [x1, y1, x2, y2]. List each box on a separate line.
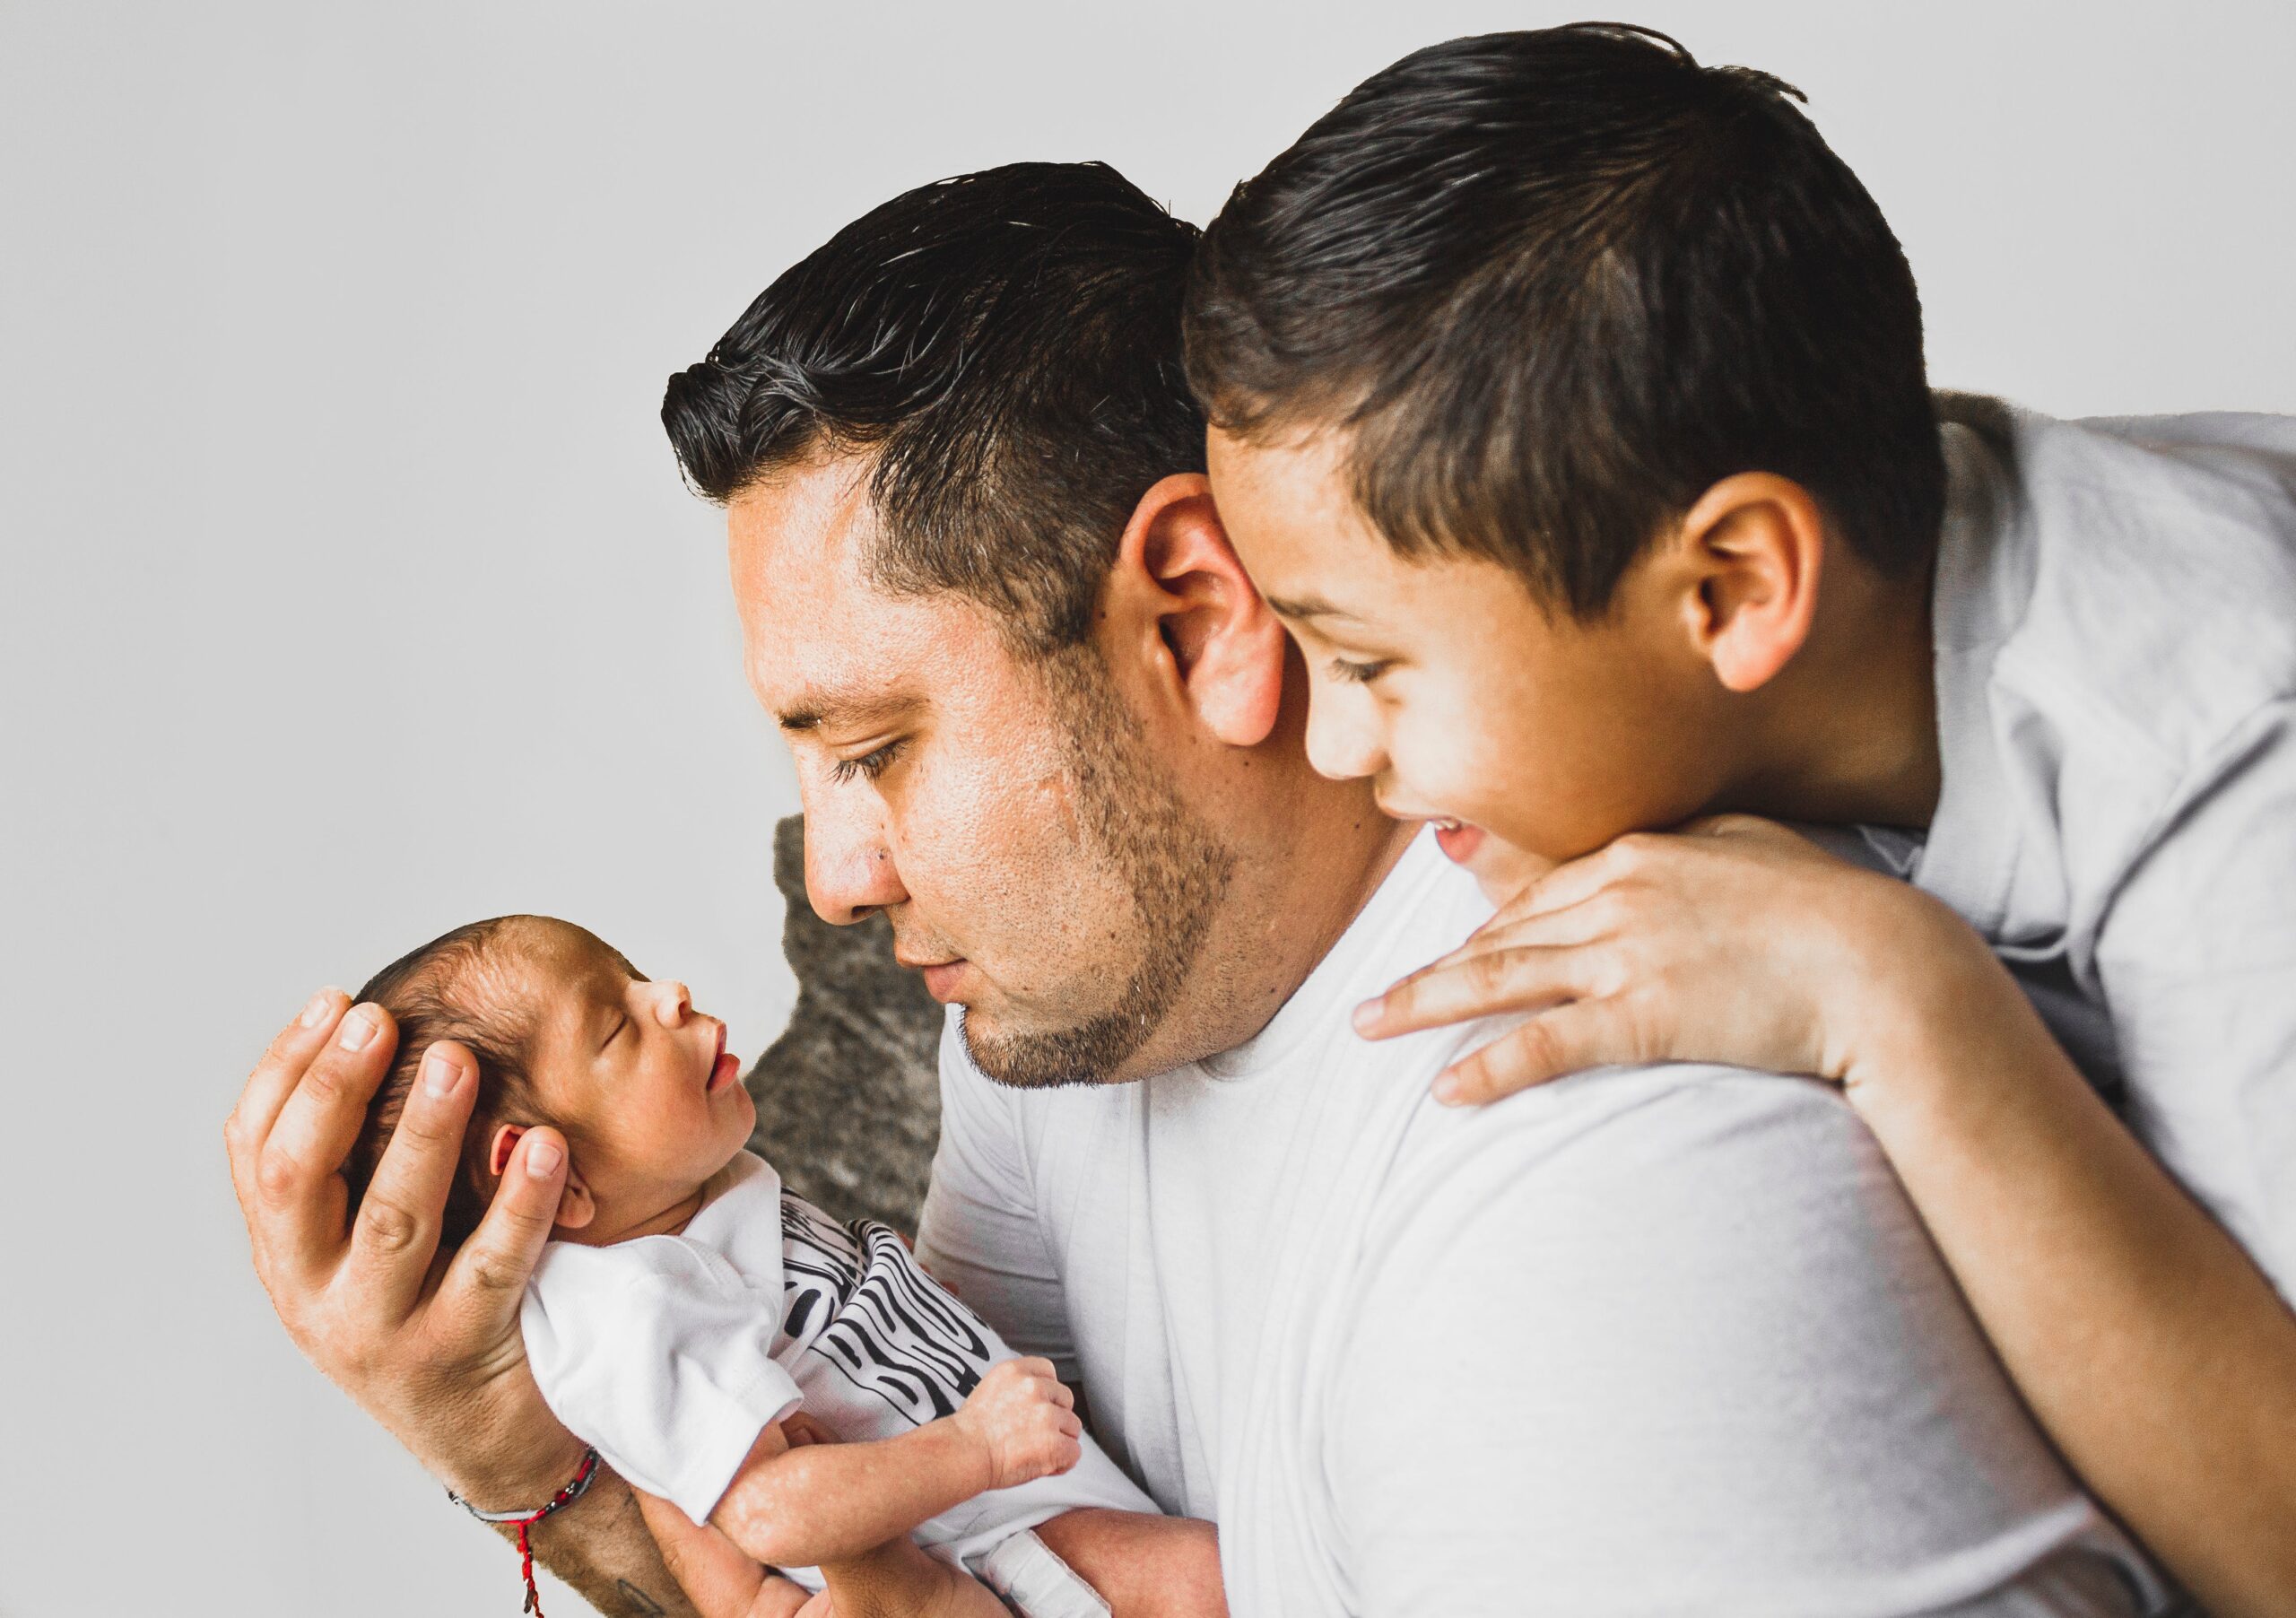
[1208, 427, 1726, 866]
[515, 921, 757, 1211]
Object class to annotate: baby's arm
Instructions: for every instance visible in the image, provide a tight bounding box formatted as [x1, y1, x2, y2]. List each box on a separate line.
[707, 1357, 1083, 1571]
[1033, 1509, 1228, 1618]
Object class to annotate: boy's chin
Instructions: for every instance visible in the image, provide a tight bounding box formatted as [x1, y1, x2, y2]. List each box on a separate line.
[1464, 835, 1553, 905]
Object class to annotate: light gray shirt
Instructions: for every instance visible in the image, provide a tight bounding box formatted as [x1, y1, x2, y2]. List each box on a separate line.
[918, 830, 2166, 1616]
[1889, 396, 2296, 1300]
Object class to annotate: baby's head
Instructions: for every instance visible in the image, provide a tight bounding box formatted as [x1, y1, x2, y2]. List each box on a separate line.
[344, 916, 756, 1249]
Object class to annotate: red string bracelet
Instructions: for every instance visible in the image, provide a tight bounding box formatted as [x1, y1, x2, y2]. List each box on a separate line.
[447, 1448, 602, 1616]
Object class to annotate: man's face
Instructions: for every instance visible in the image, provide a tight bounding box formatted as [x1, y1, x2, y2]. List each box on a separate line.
[727, 453, 1232, 1088]
[1207, 427, 1723, 867]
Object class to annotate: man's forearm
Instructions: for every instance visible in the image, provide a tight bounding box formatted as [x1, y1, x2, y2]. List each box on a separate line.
[513, 1467, 697, 1618]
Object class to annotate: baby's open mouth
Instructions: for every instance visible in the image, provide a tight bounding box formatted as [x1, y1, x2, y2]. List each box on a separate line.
[706, 1021, 741, 1092]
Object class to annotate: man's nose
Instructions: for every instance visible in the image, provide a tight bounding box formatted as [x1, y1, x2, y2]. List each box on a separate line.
[1302, 686, 1386, 783]
[802, 803, 909, 926]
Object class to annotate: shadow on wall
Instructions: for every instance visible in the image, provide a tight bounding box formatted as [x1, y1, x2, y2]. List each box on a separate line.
[744, 815, 944, 1231]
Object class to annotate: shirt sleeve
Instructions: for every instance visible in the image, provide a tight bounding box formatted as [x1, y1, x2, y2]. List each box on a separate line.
[2092, 697, 2296, 1302]
[1328, 1068, 2161, 1618]
[913, 1016, 1080, 1384]
[521, 1239, 804, 1527]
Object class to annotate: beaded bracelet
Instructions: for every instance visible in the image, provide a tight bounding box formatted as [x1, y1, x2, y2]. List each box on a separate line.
[446, 1448, 602, 1616]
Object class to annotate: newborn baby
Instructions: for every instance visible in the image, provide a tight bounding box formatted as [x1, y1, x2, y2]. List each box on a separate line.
[344, 914, 1222, 1618]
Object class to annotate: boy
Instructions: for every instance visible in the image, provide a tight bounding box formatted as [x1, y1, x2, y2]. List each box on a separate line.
[346, 913, 1224, 1618]
[1185, 24, 2296, 1618]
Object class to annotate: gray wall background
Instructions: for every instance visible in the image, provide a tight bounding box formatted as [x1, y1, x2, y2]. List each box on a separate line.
[2, 3, 2291, 1614]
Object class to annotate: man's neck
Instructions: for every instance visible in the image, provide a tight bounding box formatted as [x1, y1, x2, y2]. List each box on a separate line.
[1720, 554, 1944, 831]
[1114, 782, 1415, 1083]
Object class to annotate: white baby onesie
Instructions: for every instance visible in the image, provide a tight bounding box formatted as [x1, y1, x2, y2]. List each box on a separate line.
[522, 1151, 1157, 1613]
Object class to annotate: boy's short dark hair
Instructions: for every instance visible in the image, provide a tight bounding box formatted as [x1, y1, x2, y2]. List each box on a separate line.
[344, 917, 543, 1251]
[1185, 24, 1945, 616]
[662, 161, 1206, 657]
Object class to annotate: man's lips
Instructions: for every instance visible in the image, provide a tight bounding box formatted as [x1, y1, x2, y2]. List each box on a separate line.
[900, 953, 969, 1004]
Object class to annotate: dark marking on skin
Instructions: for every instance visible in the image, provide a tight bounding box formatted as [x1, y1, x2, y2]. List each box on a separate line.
[615, 1579, 668, 1616]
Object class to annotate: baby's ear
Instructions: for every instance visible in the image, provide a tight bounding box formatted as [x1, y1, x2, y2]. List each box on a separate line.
[487, 1122, 526, 1178]
[489, 1124, 594, 1231]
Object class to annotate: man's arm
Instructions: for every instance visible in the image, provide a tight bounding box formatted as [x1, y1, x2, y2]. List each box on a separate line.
[913, 1023, 1079, 1380]
[223, 991, 701, 1616]
[1329, 1068, 2162, 1617]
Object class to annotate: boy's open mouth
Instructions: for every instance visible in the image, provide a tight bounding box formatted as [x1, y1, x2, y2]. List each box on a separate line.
[1430, 818, 1485, 866]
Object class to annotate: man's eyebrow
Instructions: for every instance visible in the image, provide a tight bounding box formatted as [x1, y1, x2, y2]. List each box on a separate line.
[1263, 592, 1359, 624]
[777, 690, 918, 733]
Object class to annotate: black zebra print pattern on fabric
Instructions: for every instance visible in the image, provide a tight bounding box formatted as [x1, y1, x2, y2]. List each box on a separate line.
[779, 1195, 1001, 1424]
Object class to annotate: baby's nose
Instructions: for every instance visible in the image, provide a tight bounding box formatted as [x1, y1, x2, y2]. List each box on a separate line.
[652, 979, 692, 1026]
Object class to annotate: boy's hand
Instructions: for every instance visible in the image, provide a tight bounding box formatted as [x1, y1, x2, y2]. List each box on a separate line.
[952, 1358, 1083, 1491]
[1355, 816, 1996, 1108]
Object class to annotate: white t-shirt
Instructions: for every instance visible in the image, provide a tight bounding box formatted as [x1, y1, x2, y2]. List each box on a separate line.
[1908, 396, 2296, 1300]
[917, 830, 2169, 1617]
[522, 1151, 1155, 1603]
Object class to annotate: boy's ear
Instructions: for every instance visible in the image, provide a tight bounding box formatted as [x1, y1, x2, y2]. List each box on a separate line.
[1672, 472, 1827, 693]
[487, 1123, 594, 1231]
[1105, 473, 1288, 746]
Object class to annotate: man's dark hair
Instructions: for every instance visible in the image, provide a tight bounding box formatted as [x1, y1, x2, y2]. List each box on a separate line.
[1185, 24, 1944, 616]
[344, 917, 543, 1251]
[663, 161, 1205, 657]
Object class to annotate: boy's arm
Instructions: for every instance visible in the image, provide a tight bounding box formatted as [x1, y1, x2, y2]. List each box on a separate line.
[708, 1358, 1083, 1570]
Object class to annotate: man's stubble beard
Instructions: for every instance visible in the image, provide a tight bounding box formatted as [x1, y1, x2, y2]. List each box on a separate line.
[959, 644, 1237, 1091]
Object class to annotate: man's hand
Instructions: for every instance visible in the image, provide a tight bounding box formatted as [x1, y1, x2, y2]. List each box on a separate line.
[224, 987, 586, 1503]
[951, 1358, 1083, 1491]
[1353, 816, 1992, 1107]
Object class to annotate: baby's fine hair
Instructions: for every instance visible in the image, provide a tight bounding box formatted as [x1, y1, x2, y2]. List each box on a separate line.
[344, 915, 551, 1250]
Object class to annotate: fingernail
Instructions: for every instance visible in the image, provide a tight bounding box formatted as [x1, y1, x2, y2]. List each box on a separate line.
[524, 1136, 563, 1179]
[1352, 999, 1381, 1033]
[420, 1048, 463, 1099]
[300, 988, 338, 1028]
[337, 1009, 378, 1051]
[1433, 1072, 1464, 1105]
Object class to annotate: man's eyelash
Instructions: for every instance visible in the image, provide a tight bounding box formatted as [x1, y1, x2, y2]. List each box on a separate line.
[1329, 657, 1393, 684]
[829, 740, 904, 785]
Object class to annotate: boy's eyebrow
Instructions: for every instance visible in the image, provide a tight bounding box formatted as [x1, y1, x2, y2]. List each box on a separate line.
[1262, 591, 1360, 624]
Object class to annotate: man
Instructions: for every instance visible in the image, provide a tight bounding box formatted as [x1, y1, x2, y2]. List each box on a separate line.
[228, 162, 2161, 1615]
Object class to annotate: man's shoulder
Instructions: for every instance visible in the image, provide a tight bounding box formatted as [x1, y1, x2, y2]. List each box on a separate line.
[1326, 1066, 2157, 1612]
[1370, 1062, 1884, 1249]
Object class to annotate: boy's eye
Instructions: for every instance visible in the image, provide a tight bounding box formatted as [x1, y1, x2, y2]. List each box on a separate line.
[829, 738, 905, 786]
[1329, 656, 1394, 685]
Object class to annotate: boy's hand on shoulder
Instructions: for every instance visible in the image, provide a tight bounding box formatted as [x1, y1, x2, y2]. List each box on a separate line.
[952, 1358, 1084, 1491]
[1355, 816, 1997, 1109]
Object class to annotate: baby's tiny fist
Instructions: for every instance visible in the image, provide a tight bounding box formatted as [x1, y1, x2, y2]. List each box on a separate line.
[959, 1358, 1085, 1491]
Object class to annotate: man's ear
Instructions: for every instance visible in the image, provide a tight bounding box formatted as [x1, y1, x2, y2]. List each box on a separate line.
[1107, 472, 1288, 746]
[488, 1123, 595, 1231]
[1671, 473, 1827, 693]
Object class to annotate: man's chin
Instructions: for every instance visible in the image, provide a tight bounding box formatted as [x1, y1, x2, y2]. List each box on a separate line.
[956, 1003, 1151, 1092]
